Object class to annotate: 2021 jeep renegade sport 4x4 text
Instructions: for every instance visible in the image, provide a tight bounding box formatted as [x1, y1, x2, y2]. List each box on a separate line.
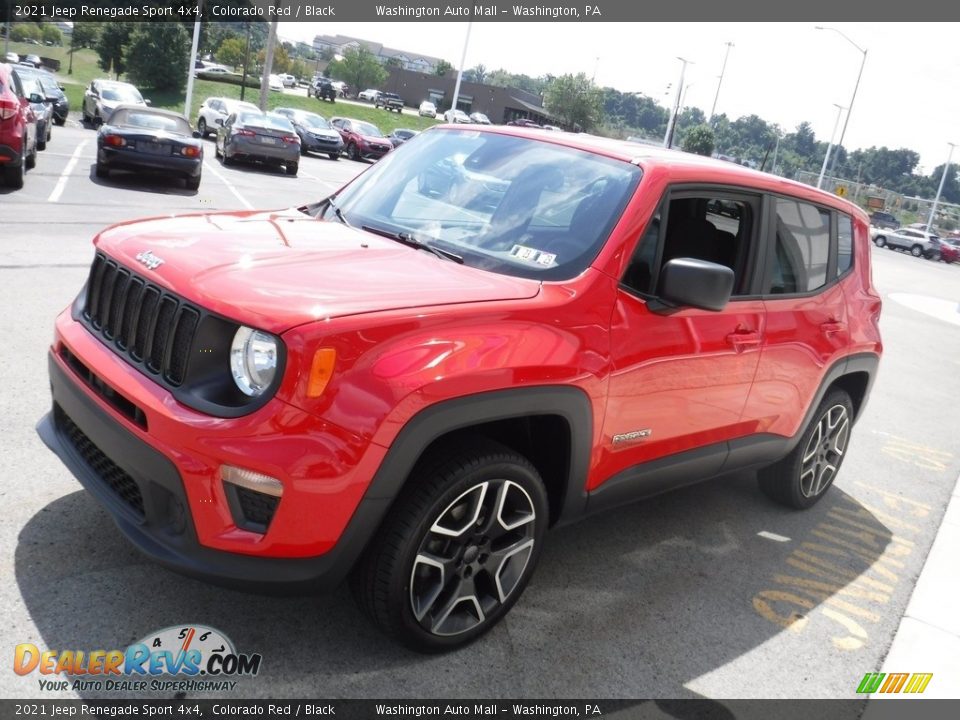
[39, 126, 882, 652]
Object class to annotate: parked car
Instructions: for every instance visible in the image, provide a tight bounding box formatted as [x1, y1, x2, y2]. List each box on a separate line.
[330, 116, 392, 161]
[0, 62, 38, 188]
[196, 97, 259, 138]
[375, 92, 404, 113]
[4, 52, 18, 64]
[24, 54, 43, 68]
[309, 77, 336, 103]
[95, 105, 203, 190]
[443, 108, 471, 124]
[38, 75, 68, 126]
[12, 70, 53, 150]
[418, 101, 437, 118]
[469, 112, 491, 124]
[357, 88, 380, 102]
[330, 80, 349, 97]
[82, 79, 148, 126]
[274, 107, 343, 160]
[39, 127, 881, 653]
[278, 74, 297, 88]
[387, 128, 419, 147]
[868, 211, 899, 230]
[930, 236, 960, 264]
[268, 75, 284, 92]
[215, 110, 301, 176]
[506, 118, 543, 128]
[195, 67, 232, 79]
[871, 226, 941, 259]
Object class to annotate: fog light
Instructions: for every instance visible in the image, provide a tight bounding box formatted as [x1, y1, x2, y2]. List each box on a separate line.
[221, 465, 283, 497]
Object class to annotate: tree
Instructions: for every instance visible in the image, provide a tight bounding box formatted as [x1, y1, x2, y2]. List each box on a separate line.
[681, 124, 716, 156]
[124, 23, 190, 92]
[41, 24, 63, 46]
[257, 43, 290, 74]
[326, 47, 387, 95]
[465, 64, 487, 84]
[435, 59, 454, 76]
[71, 22, 101, 50]
[216, 37, 246, 69]
[544, 73, 603, 131]
[10, 24, 42, 43]
[96, 22, 134, 79]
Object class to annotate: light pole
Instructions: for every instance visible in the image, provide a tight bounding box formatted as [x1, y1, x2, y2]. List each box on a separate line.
[816, 26, 867, 178]
[927, 142, 957, 231]
[680, 81, 696, 110]
[183, 0, 204, 121]
[450, 21, 473, 115]
[663, 57, 692, 149]
[817, 103, 846, 189]
[709, 41, 733, 121]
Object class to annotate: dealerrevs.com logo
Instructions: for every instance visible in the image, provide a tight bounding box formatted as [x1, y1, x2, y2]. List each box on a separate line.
[14, 625, 262, 694]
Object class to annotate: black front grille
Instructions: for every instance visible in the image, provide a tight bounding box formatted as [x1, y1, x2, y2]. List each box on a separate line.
[56, 404, 145, 518]
[82, 254, 199, 386]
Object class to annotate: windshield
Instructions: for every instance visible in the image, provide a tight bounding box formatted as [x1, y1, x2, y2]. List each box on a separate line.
[110, 109, 191, 134]
[101, 86, 143, 103]
[352, 121, 383, 137]
[301, 113, 332, 129]
[324, 128, 640, 281]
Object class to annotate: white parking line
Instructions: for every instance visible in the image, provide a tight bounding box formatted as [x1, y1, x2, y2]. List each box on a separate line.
[757, 531, 791, 543]
[47, 141, 88, 203]
[205, 162, 254, 209]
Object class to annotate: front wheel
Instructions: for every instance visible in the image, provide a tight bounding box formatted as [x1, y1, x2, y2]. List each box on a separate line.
[873, 236, 886, 248]
[910, 245, 924, 257]
[197, 118, 208, 137]
[348, 143, 360, 161]
[351, 438, 548, 652]
[759, 389, 853, 509]
[328, 152, 339, 161]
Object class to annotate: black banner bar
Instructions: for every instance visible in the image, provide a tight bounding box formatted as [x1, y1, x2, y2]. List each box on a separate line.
[1, 1, 959, 23]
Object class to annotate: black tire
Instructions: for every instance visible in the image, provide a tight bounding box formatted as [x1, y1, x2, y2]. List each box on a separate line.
[328, 152, 339, 161]
[95, 162, 108, 178]
[26, 143, 37, 169]
[758, 389, 854, 510]
[300, 142, 308, 156]
[873, 236, 886, 248]
[197, 117, 208, 138]
[185, 174, 201, 190]
[4, 152, 25, 189]
[286, 162, 298, 177]
[348, 143, 360, 161]
[37, 137, 46, 152]
[55, 116, 66, 127]
[93, 114, 102, 128]
[910, 245, 923, 257]
[351, 437, 548, 653]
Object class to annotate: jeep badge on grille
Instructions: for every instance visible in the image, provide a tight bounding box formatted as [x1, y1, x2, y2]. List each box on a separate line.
[135, 250, 165, 270]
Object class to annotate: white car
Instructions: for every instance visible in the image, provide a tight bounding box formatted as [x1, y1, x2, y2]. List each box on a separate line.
[871, 226, 941, 259]
[419, 101, 437, 118]
[358, 88, 380, 102]
[82, 79, 148, 125]
[443, 108, 471, 124]
[196, 96, 260, 138]
[5, 52, 20, 64]
[278, 74, 297, 88]
[268, 75, 284, 92]
[469, 112, 491, 124]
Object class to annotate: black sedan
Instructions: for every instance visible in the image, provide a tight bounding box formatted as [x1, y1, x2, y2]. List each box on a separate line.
[387, 128, 419, 147]
[38, 76, 69, 125]
[274, 107, 343, 160]
[95, 106, 203, 190]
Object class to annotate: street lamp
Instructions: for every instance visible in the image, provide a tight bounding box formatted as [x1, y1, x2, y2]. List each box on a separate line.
[817, 103, 846, 189]
[664, 57, 693, 149]
[815, 26, 867, 178]
[927, 142, 957, 231]
[709, 41, 733, 121]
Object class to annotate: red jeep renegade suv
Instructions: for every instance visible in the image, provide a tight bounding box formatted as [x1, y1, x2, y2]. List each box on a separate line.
[39, 127, 882, 651]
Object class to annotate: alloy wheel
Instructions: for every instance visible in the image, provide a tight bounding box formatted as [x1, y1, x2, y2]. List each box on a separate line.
[798, 404, 849, 498]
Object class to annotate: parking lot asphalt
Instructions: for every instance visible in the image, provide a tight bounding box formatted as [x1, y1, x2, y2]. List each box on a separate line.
[2, 123, 959, 701]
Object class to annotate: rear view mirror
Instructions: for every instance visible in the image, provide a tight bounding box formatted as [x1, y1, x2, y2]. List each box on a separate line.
[144, 99, 152, 106]
[653, 258, 734, 313]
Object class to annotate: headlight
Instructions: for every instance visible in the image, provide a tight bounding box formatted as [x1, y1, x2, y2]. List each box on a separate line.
[230, 326, 279, 397]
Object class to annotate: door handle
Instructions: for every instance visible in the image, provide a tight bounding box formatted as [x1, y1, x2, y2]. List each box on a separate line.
[821, 321, 846, 336]
[725, 330, 761, 351]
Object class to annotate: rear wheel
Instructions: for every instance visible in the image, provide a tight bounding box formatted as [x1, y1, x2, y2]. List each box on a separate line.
[873, 236, 886, 248]
[910, 244, 923, 257]
[759, 389, 853, 509]
[4, 152, 25, 189]
[25, 142, 37, 169]
[286, 162, 298, 177]
[348, 143, 360, 161]
[351, 438, 548, 652]
[197, 117, 208, 138]
[95, 162, 108, 178]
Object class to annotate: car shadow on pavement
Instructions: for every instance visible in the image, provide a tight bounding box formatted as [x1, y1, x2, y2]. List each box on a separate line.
[15, 473, 893, 699]
[86, 164, 198, 196]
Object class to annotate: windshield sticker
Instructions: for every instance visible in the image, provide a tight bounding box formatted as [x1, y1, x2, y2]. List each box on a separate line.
[510, 245, 557, 266]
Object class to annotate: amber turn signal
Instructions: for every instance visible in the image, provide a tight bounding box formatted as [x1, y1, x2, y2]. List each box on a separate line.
[307, 348, 336, 397]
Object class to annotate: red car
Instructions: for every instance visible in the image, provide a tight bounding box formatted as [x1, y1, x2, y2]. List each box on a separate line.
[39, 126, 882, 651]
[934, 236, 960, 263]
[0, 62, 38, 188]
[329, 116, 392, 161]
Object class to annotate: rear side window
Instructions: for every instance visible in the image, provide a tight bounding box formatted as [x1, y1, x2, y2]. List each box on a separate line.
[768, 199, 830, 294]
[837, 214, 853, 275]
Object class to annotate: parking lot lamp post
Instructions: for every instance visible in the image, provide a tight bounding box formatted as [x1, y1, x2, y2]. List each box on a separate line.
[183, 0, 204, 121]
[927, 142, 957, 232]
[240, 22, 252, 102]
[815, 26, 867, 178]
[450, 21, 473, 115]
[817, 103, 845, 189]
[664, 57, 692, 149]
[709, 41, 733, 121]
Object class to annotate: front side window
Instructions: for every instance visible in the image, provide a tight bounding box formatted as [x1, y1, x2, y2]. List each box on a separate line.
[767, 199, 830, 294]
[324, 128, 641, 281]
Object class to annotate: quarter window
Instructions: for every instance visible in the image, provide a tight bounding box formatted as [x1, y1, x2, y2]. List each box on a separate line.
[837, 214, 853, 274]
[768, 199, 830, 294]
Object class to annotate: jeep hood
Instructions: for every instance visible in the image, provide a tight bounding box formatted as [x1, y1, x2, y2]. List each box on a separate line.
[93, 209, 540, 333]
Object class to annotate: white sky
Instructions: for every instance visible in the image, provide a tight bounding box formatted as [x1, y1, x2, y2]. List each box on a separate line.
[277, 21, 960, 174]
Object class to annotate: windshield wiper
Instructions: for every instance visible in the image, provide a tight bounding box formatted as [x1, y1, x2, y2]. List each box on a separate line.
[326, 196, 354, 228]
[361, 225, 463, 264]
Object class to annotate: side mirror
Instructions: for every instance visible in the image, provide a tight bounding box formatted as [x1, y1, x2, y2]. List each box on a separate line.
[215, 118, 224, 126]
[653, 258, 734, 313]
[58, 84, 65, 90]
[192, 130, 201, 139]
[29, 93, 44, 104]
[144, 99, 152, 106]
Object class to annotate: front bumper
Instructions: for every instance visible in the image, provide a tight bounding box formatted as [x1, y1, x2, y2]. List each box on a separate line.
[39, 311, 392, 591]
